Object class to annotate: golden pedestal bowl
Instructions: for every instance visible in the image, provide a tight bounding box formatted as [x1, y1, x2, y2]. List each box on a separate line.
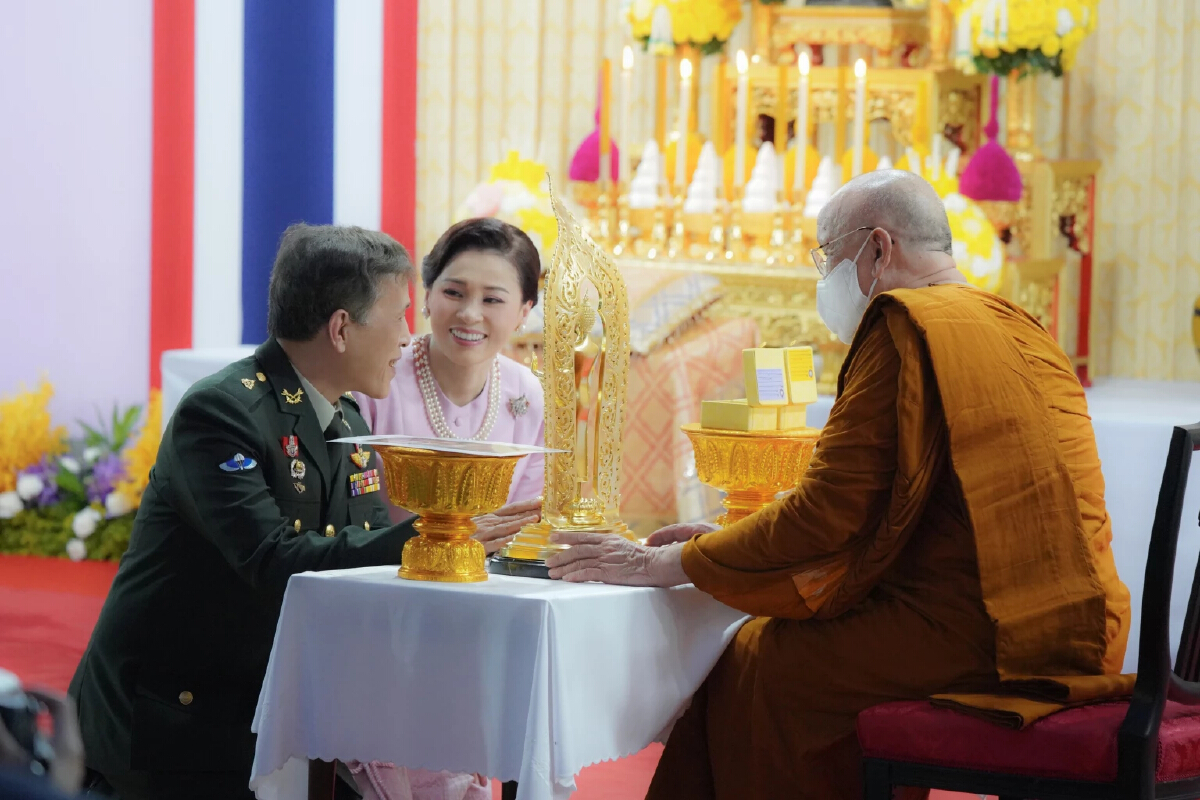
[682, 423, 820, 527]
[375, 445, 522, 582]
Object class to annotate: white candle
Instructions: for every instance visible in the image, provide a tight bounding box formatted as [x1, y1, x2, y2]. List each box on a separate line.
[620, 46, 633, 185]
[852, 59, 867, 178]
[982, 0, 997, 40]
[932, 133, 943, 181]
[955, 4, 972, 62]
[998, 0, 1008, 45]
[793, 51, 810, 192]
[735, 49, 749, 189]
[676, 58, 692, 193]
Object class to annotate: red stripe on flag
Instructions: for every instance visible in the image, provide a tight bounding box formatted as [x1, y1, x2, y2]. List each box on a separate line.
[149, 0, 195, 388]
[381, 0, 419, 331]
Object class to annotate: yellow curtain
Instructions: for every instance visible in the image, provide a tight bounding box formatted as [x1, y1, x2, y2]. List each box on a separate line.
[1064, 0, 1200, 380]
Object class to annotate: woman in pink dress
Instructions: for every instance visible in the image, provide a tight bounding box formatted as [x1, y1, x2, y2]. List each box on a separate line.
[349, 218, 545, 800]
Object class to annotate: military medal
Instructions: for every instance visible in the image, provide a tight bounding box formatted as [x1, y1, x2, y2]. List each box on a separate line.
[290, 458, 306, 480]
[350, 445, 371, 469]
[281, 387, 305, 405]
[293, 481, 306, 494]
[219, 453, 258, 472]
[349, 469, 380, 497]
[241, 378, 256, 389]
[280, 435, 299, 458]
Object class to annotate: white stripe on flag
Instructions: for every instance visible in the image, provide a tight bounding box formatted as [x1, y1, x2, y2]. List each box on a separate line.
[193, 0, 245, 347]
[333, 0, 384, 231]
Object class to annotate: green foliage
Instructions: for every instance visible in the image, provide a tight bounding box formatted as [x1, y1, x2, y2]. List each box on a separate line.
[78, 403, 144, 453]
[973, 48, 1064, 78]
[0, 506, 132, 561]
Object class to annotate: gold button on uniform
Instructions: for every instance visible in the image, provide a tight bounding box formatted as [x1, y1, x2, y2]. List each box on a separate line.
[363, 521, 370, 532]
[294, 519, 302, 533]
[325, 525, 335, 537]
[178, 691, 193, 706]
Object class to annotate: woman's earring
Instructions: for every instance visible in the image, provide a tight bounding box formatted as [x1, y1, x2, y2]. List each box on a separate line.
[518, 321, 527, 335]
[422, 307, 430, 318]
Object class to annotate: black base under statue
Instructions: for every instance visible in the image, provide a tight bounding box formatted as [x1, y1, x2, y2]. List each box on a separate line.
[487, 555, 552, 579]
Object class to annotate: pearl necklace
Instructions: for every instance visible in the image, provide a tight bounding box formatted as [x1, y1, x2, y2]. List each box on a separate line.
[413, 335, 501, 441]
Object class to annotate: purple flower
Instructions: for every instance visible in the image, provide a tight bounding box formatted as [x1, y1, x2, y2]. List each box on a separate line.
[19, 459, 60, 507]
[87, 453, 127, 504]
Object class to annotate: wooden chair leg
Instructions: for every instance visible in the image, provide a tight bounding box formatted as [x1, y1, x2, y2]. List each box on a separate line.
[501, 780, 518, 800]
[862, 759, 892, 800]
[308, 759, 337, 800]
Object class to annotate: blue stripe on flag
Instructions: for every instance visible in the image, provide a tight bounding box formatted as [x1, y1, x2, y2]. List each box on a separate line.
[241, 0, 335, 344]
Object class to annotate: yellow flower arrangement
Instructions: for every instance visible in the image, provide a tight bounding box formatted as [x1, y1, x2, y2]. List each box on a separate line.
[0, 379, 66, 493]
[456, 151, 558, 257]
[963, 0, 1098, 77]
[112, 389, 162, 509]
[627, 0, 743, 56]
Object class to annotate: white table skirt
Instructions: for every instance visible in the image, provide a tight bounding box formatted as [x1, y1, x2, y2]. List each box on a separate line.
[249, 569, 748, 800]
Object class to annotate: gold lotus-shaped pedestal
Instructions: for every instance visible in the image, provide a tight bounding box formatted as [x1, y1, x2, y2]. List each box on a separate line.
[376, 445, 522, 582]
[682, 423, 820, 527]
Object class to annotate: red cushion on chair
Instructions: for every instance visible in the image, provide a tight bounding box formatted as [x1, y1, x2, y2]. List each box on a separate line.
[857, 700, 1200, 783]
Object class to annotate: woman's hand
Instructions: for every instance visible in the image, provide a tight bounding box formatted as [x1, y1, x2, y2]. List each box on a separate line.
[644, 521, 719, 547]
[472, 497, 542, 555]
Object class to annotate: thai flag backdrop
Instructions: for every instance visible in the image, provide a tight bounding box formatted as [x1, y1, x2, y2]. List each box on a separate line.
[149, 0, 418, 387]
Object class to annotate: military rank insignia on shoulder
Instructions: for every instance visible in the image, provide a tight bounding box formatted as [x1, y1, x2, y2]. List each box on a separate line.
[219, 453, 258, 472]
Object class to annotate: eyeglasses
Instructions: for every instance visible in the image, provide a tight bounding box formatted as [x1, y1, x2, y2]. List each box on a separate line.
[811, 226, 873, 278]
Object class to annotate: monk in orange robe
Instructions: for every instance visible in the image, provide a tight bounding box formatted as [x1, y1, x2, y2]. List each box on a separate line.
[546, 170, 1132, 800]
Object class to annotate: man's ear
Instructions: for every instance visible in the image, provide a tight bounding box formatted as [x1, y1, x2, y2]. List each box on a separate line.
[872, 228, 895, 275]
[327, 309, 352, 353]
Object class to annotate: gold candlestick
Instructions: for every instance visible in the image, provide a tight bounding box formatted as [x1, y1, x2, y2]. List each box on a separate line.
[648, 201, 669, 260]
[613, 188, 632, 257]
[667, 194, 686, 259]
[726, 198, 746, 261]
[704, 203, 727, 262]
[766, 197, 788, 266]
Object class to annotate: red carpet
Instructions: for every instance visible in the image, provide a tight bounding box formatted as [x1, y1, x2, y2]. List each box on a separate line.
[0, 555, 979, 799]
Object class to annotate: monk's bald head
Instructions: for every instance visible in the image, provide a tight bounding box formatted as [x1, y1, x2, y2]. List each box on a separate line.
[818, 170, 953, 256]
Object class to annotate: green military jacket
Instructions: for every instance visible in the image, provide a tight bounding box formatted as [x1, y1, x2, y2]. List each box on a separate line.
[69, 338, 416, 778]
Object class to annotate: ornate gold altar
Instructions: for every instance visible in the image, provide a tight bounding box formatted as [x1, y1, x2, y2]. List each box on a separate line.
[378, 444, 524, 583]
[570, 0, 1099, 389]
[682, 423, 819, 527]
[491, 188, 637, 577]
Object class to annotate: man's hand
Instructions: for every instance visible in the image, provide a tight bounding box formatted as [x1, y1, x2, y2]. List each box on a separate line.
[644, 521, 719, 547]
[472, 497, 541, 555]
[545, 532, 690, 586]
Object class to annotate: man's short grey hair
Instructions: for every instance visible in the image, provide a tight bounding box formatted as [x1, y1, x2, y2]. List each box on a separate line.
[819, 170, 953, 256]
[267, 223, 413, 341]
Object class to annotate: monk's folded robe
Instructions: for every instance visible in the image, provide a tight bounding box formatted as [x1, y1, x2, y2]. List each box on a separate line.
[649, 285, 1131, 800]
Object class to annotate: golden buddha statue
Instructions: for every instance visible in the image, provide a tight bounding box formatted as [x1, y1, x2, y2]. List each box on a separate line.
[489, 181, 634, 577]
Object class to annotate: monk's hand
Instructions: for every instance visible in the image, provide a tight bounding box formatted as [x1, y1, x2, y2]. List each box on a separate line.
[473, 497, 542, 555]
[644, 521, 719, 547]
[545, 532, 690, 586]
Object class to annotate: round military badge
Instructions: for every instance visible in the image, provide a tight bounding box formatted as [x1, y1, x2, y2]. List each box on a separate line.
[290, 458, 306, 480]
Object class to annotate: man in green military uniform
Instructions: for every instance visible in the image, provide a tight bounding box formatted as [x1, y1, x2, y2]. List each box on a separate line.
[69, 225, 535, 800]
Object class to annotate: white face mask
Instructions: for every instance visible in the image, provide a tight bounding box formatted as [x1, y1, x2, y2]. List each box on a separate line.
[816, 236, 878, 344]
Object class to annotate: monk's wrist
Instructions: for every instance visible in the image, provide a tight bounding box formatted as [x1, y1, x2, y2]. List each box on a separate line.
[648, 543, 690, 587]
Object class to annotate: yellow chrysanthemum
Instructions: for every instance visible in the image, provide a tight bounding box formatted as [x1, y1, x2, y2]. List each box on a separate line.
[489, 151, 546, 194]
[962, 0, 1097, 72]
[112, 389, 162, 509]
[944, 193, 1004, 293]
[0, 379, 67, 493]
[626, 0, 742, 48]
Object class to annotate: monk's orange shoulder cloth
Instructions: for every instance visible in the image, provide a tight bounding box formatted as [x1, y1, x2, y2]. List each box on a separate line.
[874, 286, 1134, 727]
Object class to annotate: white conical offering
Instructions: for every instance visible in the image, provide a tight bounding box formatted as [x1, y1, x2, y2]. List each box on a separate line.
[629, 140, 662, 209]
[876, 155, 894, 171]
[742, 142, 778, 214]
[683, 142, 719, 214]
[803, 156, 841, 219]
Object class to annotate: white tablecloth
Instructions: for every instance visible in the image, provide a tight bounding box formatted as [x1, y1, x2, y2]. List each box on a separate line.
[249, 568, 748, 800]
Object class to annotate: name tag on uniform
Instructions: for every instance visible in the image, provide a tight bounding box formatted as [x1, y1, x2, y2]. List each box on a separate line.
[350, 469, 380, 497]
